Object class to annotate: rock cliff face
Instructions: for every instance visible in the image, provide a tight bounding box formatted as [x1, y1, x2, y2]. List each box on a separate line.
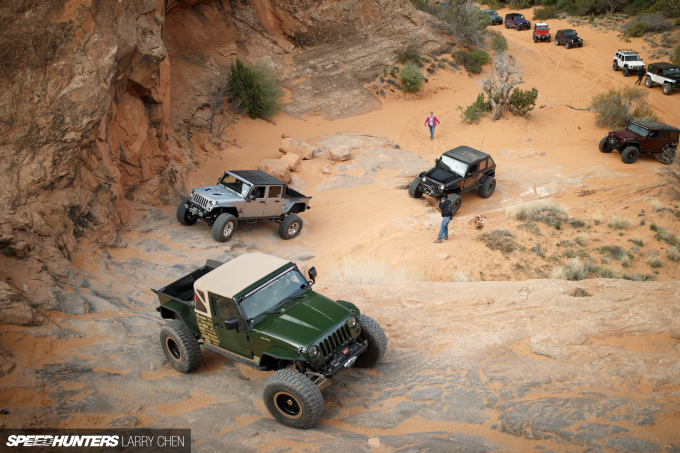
[0, 0, 450, 308]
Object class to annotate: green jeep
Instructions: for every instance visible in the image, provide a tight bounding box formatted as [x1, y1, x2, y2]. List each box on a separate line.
[152, 253, 387, 428]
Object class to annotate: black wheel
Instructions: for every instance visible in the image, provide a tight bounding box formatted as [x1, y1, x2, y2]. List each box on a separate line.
[613, 61, 618, 71]
[262, 369, 323, 429]
[645, 76, 653, 88]
[408, 177, 423, 198]
[160, 320, 201, 373]
[505, 21, 509, 28]
[515, 25, 520, 31]
[659, 145, 677, 164]
[176, 198, 197, 226]
[621, 146, 639, 164]
[579, 43, 583, 47]
[479, 176, 496, 198]
[599, 137, 612, 153]
[547, 36, 551, 42]
[662, 83, 672, 95]
[623, 66, 629, 77]
[555, 38, 560, 46]
[533, 35, 537, 43]
[354, 314, 387, 368]
[279, 214, 303, 240]
[566, 42, 571, 49]
[212, 213, 237, 242]
[447, 194, 462, 217]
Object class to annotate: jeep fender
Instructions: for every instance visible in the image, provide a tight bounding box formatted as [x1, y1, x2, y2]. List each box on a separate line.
[418, 171, 426, 178]
[214, 206, 239, 218]
[335, 299, 361, 315]
[285, 202, 307, 215]
[259, 346, 305, 369]
[157, 305, 201, 336]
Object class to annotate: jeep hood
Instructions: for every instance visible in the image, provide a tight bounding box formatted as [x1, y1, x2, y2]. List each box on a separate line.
[425, 167, 463, 185]
[565, 35, 581, 41]
[612, 130, 642, 141]
[192, 185, 244, 203]
[664, 73, 680, 82]
[254, 293, 352, 347]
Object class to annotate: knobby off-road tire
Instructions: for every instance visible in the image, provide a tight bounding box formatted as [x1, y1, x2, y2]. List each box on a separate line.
[262, 369, 323, 429]
[447, 194, 462, 217]
[613, 61, 618, 71]
[505, 21, 509, 28]
[533, 35, 537, 43]
[279, 214, 303, 240]
[547, 36, 551, 42]
[212, 213, 237, 242]
[479, 176, 496, 198]
[160, 320, 201, 373]
[408, 177, 423, 198]
[354, 314, 387, 368]
[659, 145, 677, 165]
[555, 38, 560, 46]
[599, 137, 612, 153]
[662, 83, 672, 96]
[515, 25, 520, 31]
[623, 66, 629, 77]
[621, 146, 639, 164]
[566, 41, 571, 49]
[645, 76, 653, 88]
[176, 198, 197, 226]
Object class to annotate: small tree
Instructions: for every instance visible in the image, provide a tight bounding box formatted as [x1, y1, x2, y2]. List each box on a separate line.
[226, 58, 283, 121]
[479, 52, 525, 121]
[672, 45, 680, 66]
[509, 87, 538, 117]
[459, 93, 490, 124]
[207, 74, 243, 139]
[400, 61, 424, 92]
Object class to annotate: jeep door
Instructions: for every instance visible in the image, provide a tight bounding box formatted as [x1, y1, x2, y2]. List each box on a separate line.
[261, 185, 285, 217]
[640, 130, 659, 152]
[210, 293, 253, 358]
[463, 162, 483, 190]
[241, 185, 267, 218]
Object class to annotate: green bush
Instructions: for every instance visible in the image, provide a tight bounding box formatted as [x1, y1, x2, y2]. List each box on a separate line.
[626, 21, 649, 37]
[397, 44, 421, 66]
[533, 6, 559, 20]
[452, 49, 489, 74]
[590, 86, 656, 128]
[509, 87, 539, 117]
[399, 61, 424, 92]
[673, 45, 680, 65]
[491, 32, 508, 52]
[226, 58, 283, 120]
[459, 93, 491, 124]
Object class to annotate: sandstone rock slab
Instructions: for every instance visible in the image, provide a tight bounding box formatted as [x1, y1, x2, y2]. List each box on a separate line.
[279, 138, 314, 160]
[258, 159, 290, 183]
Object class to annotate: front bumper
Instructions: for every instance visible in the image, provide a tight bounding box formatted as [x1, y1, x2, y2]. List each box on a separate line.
[607, 136, 623, 150]
[317, 339, 368, 378]
[567, 39, 582, 46]
[536, 34, 550, 40]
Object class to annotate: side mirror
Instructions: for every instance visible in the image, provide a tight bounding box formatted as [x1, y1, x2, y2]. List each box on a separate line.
[308, 267, 317, 285]
[249, 193, 256, 201]
[224, 318, 240, 330]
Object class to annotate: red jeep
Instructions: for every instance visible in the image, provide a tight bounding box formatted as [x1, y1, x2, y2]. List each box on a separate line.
[533, 23, 551, 43]
[600, 120, 679, 164]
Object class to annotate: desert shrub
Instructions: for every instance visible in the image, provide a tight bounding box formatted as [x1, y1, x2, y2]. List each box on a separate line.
[570, 287, 592, 297]
[551, 258, 590, 281]
[397, 44, 421, 66]
[575, 234, 589, 246]
[647, 250, 663, 268]
[478, 229, 517, 253]
[608, 214, 632, 230]
[489, 31, 508, 52]
[400, 61, 424, 92]
[626, 21, 649, 37]
[621, 254, 632, 267]
[590, 86, 656, 128]
[623, 272, 653, 281]
[451, 271, 471, 282]
[459, 93, 491, 124]
[667, 246, 680, 261]
[672, 45, 680, 66]
[592, 212, 603, 225]
[509, 87, 539, 117]
[329, 256, 421, 284]
[445, 6, 491, 48]
[452, 49, 489, 74]
[629, 236, 644, 247]
[226, 58, 283, 120]
[506, 200, 569, 226]
[596, 265, 620, 278]
[661, 155, 680, 201]
[600, 245, 628, 260]
[654, 226, 678, 244]
[486, 0, 504, 8]
[650, 198, 664, 212]
[533, 5, 559, 20]
[636, 13, 674, 32]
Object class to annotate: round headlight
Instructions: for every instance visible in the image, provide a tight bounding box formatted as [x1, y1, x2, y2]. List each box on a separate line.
[422, 177, 426, 182]
[440, 184, 444, 190]
[348, 317, 357, 328]
[308, 346, 318, 358]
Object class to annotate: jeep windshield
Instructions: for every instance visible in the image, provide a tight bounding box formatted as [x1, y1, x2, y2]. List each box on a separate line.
[536, 25, 548, 30]
[624, 55, 640, 61]
[439, 155, 468, 176]
[564, 31, 577, 37]
[240, 268, 307, 321]
[219, 174, 252, 198]
[663, 67, 680, 75]
[626, 123, 649, 137]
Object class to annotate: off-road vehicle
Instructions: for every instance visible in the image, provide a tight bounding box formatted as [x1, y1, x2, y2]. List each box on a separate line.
[533, 23, 551, 42]
[555, 29, 583, 48]
[612, 50, 645, 76]
[482, 9, 503, 25]
[599, 120, 679, 164]
[153, 252, 387, 429]
[177, 170, 311, 242]
[408, 146, 497, 216]
[644, 62, 680, 95]
[505, 13, 530, 30]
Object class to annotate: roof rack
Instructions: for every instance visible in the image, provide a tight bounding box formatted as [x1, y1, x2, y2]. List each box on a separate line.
[617, 49, 639, 53]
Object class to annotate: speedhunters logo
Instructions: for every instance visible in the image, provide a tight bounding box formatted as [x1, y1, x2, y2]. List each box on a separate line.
[1, 429, 190, 452]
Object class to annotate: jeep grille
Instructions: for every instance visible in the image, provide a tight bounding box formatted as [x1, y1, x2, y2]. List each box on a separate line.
[423, 179, 441, 191]
[191, 192, 212, 210]
[318, 324, 352, 357]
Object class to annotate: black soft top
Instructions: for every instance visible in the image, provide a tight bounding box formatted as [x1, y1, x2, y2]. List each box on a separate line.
[443, 146, 489, 164]
[507, 12, 523, 17]
[230, 170, 286, 185]
[649, 62, 679, 69]
[559, 29, 576, 33]
[632, 121, 680, 132]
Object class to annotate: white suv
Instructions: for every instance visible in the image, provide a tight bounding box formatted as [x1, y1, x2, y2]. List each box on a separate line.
[613, 50, 645, 77]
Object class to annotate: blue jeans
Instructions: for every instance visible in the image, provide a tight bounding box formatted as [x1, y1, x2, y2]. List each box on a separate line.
[438, 217, 451, 240]
[429, 125, 435, 140]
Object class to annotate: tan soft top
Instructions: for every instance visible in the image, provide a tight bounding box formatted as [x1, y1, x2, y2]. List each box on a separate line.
[194, 252, 290, 299]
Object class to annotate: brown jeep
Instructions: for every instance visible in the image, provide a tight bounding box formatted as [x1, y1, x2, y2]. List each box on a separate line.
[599, 120, 679, 164]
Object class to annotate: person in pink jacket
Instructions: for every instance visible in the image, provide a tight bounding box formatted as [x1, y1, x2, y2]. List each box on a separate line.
[425, 112, 440, 140]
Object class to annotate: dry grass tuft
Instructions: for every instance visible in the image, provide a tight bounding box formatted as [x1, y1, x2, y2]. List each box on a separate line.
[478, 229, 517, 254]
[506, 200, 568, 226]
[575, 234, 589, 247]
[329, 256, 422, 285]
[667, 247, 680, 262]
[450, 271, 471, 282]
[623, 273, 653, 281]
[654, 227, 678, 245]
[608, 214, 632, 231]
[621, 255, 632, 268]
[570, 287, 592, 297]
[649, 198, 664, 212]
[592, 212, 603, 225]
[596, 265, 619, 279]
[647, 250, 663, 268]
[551, 258, 590, 281]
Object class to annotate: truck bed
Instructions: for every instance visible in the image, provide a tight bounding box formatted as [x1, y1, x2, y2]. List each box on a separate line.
[286, 187, 311, 201]
[152, 261, 222, 305]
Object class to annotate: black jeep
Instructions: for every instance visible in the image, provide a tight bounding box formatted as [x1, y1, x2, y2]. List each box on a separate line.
[555, 29, 583, 48]
[409, 146, 497, 216]
[600, 120, 679, 164]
